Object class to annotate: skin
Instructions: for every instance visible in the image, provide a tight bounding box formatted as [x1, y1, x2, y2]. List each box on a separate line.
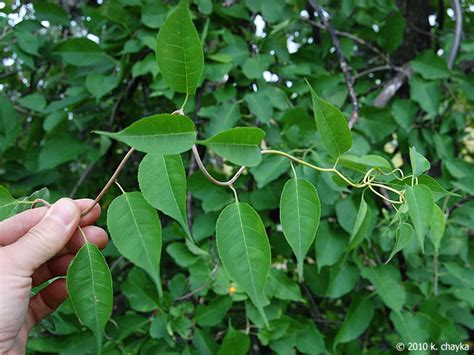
[0, 198, 108, 354]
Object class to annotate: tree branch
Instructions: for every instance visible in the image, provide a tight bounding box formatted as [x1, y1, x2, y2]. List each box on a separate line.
[353, 65, 407, 81]
[306, 20, 388, 62]
[373, 64, 412, 108]
[448, 0, 463, 69]
[308, 1, 360, 128]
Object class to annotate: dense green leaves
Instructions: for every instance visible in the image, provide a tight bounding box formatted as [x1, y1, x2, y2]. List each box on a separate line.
[333, 298, 374, 349]
[307, 80, 352, 158]
[67, 243, 113, 351]
[347, 194, 373, 252]
[155, 0, 204, 94]
[200, 127, 265, 167]
[387, 223, 413, 263]
[0, 95, 20, 154]
[218, 325, 250, 355]
[429, 204, 446, 254]
[409, 146, 430, 177]
[280, 178, 320, 280]
[405, 185, 435, 251]
[138, 153, 188, 233]
[96, 114, 196, 154]
[216, 202, 270, 322]
[107, 192, 163, 296]
[2, 1, 472, 353]
[0, 185, 16, 221]
[361, 265, 406, 312]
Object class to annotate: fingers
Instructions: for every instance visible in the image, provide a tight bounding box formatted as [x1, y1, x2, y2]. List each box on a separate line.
[56, 226, 108, 257]
[26, 279, 68, 331]
[31, 254, 73, 287]
[5, 198, 80, 274]
[0, 199, 101, 246]
[31, 227, 108, 286]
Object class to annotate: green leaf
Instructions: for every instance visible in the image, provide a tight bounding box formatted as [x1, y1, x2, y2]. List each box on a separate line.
[122, 267, 159, 313]
[428, 204, 446, 255]
[166, 242, 199, 267]
[17, 93, 46, 112]
[347, 193, 373, 252]
[306, 80, 352, 158]
[361, 265, 406, 312]
[155, 0, 204, 94]
[333, 298, 374, 349]
[86, 74, 119, 101]
[280, 178, 321, 280]
[265, 269, 303, 302]
[216, 202, 270, 323]
[38, 136, 85, 171]
[16, 30, 39, 56]
[244, 91, 273, 123]
[295, 320, 327, 354]
[54, 38, 113, 67]
[411, 51, 450, 80]
[34, 2, 69, 25]
[410, 76, 440, 115]
[95, 114, 196, 154]
[138, 153, 188, 233]
[338, 154, 392, 174]
[405, 185, 434, 252]
[250, 155, 288, 188]
[107, 192, 163, 296]
[390, 311, 429, 345]
[242, 54, 273, 79]
[218, 325, 250, 355]
[409, 146, 430, 177]
[0, 185, 16, 222]
[195, 296, 233, 327]
[67, 243, 113, 351]
[315, 221, 348, 271]
[0, 95, 20, 154]
[200, 127, 265, 167]
[386, 222, 413, 263]
[141, 2, 168, 29]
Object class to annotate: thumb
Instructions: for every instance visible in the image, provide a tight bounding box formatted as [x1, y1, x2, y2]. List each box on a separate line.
[8, 198, 80, 275]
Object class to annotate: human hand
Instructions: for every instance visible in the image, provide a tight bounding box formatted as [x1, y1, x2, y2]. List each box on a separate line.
[0, 198, 108, 354]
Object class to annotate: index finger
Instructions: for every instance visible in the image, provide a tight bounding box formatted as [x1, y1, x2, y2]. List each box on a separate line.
[0, 199, 101, 246]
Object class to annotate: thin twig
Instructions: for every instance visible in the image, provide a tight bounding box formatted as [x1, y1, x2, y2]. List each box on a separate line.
[353, 65, 407, 80]
[191, 145, 246, 187]
[81, 148, 135, 217]
[308, 1, 360, 128]
[448, 0, 463, 69]
[69, 161, 96, 198]
[0, 69, 20, 80]
[306, 20, 388, 62]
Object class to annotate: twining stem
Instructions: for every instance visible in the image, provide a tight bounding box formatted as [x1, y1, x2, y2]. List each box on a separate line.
[261, 149, 366, 188]
[81, 148, 135, 217]
[191, 146, 405, 207]
[191, 145, 246, 187]
[261, 149, 405, 204]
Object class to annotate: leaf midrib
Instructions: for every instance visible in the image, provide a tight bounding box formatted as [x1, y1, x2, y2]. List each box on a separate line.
[235, 203, 260, 305]
[123, 194, 158, 282]
[84, 244, 101, 338]
[162, 156, 186, 229]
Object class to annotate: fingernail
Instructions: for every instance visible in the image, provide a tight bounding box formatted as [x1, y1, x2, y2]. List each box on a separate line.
[47, 198, 79, 227]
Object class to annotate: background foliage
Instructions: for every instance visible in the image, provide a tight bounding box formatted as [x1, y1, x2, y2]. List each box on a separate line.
[1, 0, 473, 353]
